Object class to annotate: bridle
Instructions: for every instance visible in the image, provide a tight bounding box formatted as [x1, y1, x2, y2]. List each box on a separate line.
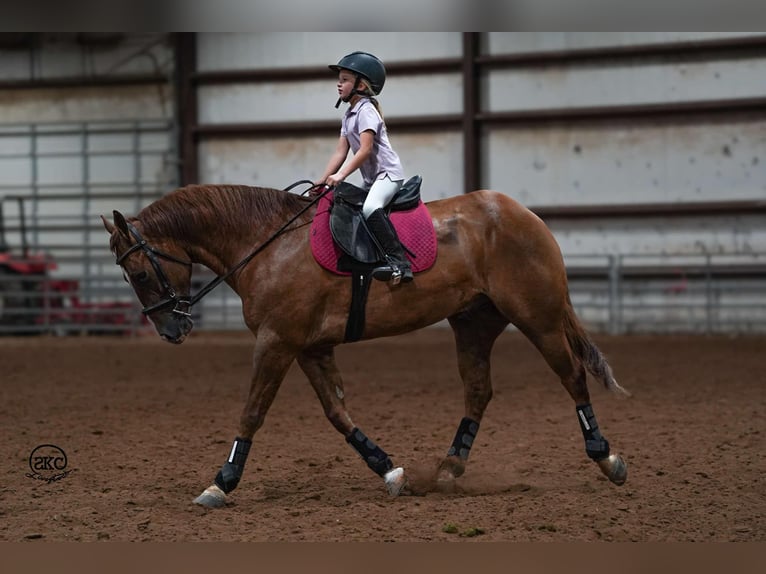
[116, 222, 193, 317]
[114, 181, 331, 318]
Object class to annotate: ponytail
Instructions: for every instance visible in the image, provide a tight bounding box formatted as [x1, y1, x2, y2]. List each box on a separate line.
[358, 78, 383, 118]
[369, 96, 383, 118]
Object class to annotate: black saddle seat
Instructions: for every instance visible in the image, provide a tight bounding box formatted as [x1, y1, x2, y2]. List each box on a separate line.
[333, 175, 422, 212]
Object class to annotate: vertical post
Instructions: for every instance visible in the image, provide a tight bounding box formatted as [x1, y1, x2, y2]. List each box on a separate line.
[174, 33, 198, 186]
[705, 253, 713, 334]
[29, 125, 37, 255]
[81, 124, 91, 308]
[462, 33, 480, 194]
[608, 254, 622, 335]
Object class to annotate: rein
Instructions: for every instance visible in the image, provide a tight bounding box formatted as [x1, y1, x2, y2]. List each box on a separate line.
[187, 182, 330, 307]
[118, 181, 330, 316]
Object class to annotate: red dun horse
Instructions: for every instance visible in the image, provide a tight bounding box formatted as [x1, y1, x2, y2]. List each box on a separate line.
[102, 184, 629, 508]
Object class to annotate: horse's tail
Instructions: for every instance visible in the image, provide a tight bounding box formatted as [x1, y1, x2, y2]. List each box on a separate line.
[563, 295, 631, 397]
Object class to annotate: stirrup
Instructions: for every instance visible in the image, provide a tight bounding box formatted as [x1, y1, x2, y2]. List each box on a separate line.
[375, 253, 413, 285]
[372, 266, 395, 282]
[372, 265, 411, 285]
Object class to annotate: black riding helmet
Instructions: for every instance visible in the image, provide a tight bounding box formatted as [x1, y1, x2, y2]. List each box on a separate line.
[329, 51, 386, 97]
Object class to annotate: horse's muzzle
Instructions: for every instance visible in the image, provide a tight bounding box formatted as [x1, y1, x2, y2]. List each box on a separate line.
[154, 315, 194, 344]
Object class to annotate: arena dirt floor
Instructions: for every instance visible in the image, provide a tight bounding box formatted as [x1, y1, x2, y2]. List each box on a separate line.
[1, 328, 763, 542]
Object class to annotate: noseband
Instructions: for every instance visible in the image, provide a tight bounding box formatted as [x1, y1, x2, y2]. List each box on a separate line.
[115, 222, 193, 317]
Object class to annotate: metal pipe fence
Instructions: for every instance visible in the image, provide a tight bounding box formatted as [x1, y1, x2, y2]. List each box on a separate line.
[3, 252, 765, 336]
[566, 253, 766, 334]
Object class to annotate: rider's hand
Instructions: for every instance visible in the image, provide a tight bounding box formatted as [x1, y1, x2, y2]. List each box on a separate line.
[325, 172, 345, 187]
[309, 183, 330, 196]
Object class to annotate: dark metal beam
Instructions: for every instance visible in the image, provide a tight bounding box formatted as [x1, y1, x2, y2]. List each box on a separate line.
[191, 58, 462, 85]
[0, 75, 167, 90]
[476, 35, 766, 69]
[175, 33, 199, 186]
[567, 264, 766, 280]
[476, 97, 766, 125]
[531, 199, 766, 219]
[462, 32, 480, 194]
[192, 115, 462, 139]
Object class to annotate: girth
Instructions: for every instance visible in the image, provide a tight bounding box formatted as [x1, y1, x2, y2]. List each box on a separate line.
[326, 175, 423, 343]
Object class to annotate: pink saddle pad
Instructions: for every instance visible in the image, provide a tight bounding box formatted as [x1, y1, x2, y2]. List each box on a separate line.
[310, 192, 437, 276]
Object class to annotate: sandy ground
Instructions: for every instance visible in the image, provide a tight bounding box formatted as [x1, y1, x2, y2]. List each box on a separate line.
[1, 329, 763, 542]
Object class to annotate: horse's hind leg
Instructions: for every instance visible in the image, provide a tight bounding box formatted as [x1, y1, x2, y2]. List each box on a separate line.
[439, 298, 510, 483]
[297, 346, 408, 496]
[523, 321, 628, 486]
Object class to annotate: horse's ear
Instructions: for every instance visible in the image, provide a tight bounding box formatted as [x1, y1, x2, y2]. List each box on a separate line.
[112, 210, 131, 239]
[101, 214, 116, 235]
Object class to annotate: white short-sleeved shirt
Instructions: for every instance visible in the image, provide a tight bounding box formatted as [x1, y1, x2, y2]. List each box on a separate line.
[341, 98, 405, 189]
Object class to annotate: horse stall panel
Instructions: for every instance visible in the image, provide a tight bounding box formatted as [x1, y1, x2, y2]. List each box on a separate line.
[0, 119, 174, 334]
[482, 118, 766, 208]
[196, 32, 462, 71]
[0, 35, 174, 334]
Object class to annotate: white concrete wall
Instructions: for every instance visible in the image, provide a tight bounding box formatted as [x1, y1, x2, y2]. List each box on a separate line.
[485, 119, 766, 207]
[479, 32, 766, 258]
[195, 32, 766, 259]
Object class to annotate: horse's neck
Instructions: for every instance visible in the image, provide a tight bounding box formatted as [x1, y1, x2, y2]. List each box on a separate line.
[180, 198, 283, 276]
[184, 226, 257, 278]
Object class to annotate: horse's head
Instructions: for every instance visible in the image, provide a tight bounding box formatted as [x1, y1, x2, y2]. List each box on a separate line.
[102, 210, 194, 344]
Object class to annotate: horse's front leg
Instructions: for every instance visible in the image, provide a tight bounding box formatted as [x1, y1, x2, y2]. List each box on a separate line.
[297, 346, 408, 496]
[193, 337, 297, 508]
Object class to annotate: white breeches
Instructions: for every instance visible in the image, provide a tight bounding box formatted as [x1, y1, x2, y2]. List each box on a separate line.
[362, 175, 403, 219]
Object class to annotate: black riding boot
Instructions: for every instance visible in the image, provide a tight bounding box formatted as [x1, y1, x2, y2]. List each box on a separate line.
[365, 208, 414, 284]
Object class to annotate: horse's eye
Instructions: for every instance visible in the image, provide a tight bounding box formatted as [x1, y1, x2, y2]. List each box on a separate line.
[132, 271, 150, 284]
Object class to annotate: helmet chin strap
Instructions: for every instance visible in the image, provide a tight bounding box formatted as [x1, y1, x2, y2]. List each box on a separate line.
[335, 76, 364, 108]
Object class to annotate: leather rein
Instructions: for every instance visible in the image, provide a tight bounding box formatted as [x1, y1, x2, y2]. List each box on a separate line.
[115, 181, 331, 317]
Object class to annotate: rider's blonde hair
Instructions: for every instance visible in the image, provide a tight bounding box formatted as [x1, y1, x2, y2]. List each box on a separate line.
[358, 77, 383, 119]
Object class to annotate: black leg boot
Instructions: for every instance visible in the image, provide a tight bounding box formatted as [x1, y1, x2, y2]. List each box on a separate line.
[365, 208, 414, 283]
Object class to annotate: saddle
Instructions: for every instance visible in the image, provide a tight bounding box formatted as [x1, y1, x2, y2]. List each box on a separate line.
[329, 176, 422, 265]
[309, 175, 437, 343]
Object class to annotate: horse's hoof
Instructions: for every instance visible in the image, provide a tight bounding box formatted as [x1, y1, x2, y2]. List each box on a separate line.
[437, 456, 466, 480]
[384, 467, 409, 497]
[193, 484, 227, 508]
[436, 468, 455, 483]
[597, 454, 627, 486]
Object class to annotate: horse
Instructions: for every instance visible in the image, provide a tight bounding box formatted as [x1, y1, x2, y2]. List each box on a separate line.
[102, 183, 630, 508]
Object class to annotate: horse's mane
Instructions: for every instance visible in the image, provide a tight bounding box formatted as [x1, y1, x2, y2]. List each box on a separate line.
[136, 184, 312, 238]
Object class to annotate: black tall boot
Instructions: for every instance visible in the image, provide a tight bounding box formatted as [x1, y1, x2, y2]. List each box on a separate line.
[365, 208, 414, 284]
